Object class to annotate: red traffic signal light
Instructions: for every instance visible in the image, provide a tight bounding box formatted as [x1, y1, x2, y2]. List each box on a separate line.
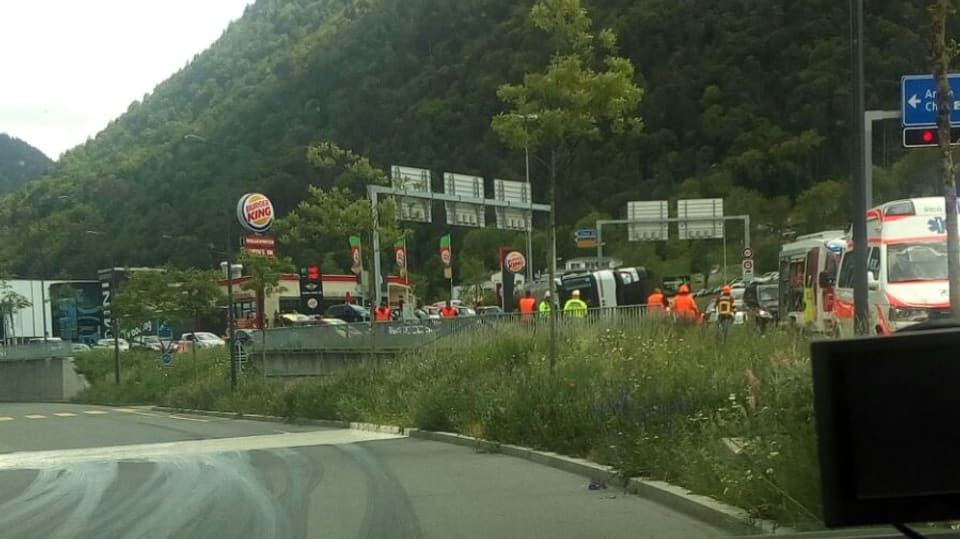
[307, 266, 321, 280]
[902, 126, 960, 148]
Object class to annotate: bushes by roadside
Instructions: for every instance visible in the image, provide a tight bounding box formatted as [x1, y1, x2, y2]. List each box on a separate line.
[74, 319, 821, 529]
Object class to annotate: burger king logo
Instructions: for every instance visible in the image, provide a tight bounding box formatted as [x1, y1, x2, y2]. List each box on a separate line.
[504, 251, 526, 274]
[236, 193, 275, 234]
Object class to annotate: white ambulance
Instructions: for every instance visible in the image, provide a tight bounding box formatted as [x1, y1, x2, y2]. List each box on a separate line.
[834, 197, 953, 335]
[778, 230, 846, 334]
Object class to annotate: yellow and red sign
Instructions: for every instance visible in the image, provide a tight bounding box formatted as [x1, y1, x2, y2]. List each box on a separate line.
[236, 193, 275, 234]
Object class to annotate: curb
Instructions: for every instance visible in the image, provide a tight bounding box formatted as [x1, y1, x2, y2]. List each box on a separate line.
[150, 407, 403, 435]
[150, 407, 790, 535]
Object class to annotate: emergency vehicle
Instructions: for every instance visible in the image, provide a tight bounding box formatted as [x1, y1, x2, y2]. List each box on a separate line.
[778, 230, 846, 334]
[834, 197, 954, 334]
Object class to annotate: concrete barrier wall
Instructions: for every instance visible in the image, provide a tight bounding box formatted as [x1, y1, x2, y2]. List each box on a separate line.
[0, 358, 89, 402]
[251, 350, 395, 377]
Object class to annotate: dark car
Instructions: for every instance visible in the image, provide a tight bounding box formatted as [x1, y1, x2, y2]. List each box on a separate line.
[325, 304, 371, 323]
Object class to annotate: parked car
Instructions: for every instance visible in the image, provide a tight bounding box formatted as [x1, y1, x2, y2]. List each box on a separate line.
[132, 335, 162, 351]
[179, 332, 225, 349]
[95, 338, 130, 351]
[476, 306, 504, 316]
[71, 343, 92, 353]
[325, 304, 371, 323]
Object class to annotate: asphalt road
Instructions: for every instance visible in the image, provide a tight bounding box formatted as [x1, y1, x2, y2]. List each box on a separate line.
[0, 403, 729, 539]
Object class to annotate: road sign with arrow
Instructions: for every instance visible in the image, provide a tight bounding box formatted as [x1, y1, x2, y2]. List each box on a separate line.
[901, 74, 960, 126]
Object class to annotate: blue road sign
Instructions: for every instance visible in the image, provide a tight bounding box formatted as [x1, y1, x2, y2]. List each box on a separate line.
[161, 352, 173, 366]
[575, 229, 598, 239]
[901, 74, 960, 126]
[158, 325, 173, 340]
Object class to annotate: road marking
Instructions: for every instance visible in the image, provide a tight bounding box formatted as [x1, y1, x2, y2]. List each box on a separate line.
[83, 410, 109, 415]
[113, 408, 158, 417]
[24, 415, 46, 420]
[0, 417, 13, 422]
[0, 430, 405, 470]
[53, 413, 77, 417]
[167, 415, 209, 423]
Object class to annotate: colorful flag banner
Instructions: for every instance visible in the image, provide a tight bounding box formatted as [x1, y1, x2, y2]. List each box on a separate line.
[439, 234, 452, 267]
[394, 238, 407, 278]
[349, 235, 363, 275]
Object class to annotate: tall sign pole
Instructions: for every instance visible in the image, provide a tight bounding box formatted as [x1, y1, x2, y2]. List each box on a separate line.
[851, 0, 870, 335]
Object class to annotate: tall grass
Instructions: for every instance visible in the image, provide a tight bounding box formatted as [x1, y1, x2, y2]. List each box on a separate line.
[74, 320, 822, 529]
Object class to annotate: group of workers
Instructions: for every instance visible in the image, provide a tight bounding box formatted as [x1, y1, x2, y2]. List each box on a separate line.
[374, 299, 460, 322]
[517, 289, 589, 318]
[647, 284, 738, 341]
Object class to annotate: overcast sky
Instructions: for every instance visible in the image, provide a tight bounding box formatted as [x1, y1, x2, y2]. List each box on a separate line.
[0, 0, 253, 160]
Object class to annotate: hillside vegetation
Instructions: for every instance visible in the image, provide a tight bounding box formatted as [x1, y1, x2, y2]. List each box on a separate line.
[0, 134, 52, 195]
[0, 0, 944, 291]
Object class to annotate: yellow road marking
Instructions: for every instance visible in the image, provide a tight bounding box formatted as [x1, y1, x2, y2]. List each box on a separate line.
[0, 417, 13, 422]
[167, 415, 208, 423]
[24, 415, 46, 419]
[53, 413, 77, 417]
[83, 410, 109, 416]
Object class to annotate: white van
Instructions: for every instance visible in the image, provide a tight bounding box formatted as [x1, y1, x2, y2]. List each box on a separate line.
[835, 197, 953, 335]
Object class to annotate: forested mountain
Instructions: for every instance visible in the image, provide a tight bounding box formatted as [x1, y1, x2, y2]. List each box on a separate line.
[0, 134, 51, 195]
[0, 0, 945, 288]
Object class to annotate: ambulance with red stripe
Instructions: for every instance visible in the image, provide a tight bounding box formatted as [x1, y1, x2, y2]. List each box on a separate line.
[834, 197, 953, 335]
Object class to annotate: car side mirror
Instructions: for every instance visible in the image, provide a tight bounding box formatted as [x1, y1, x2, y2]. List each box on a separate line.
[819, 271, 835, 289]
[868, 271, 879, 290]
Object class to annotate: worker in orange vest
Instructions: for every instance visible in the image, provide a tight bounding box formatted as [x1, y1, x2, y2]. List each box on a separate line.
[518, 291, 537, 321]
[440, 300, 458, 318]
[646, 288, 667, 314]
[714, 285, 736, 343]
[374, 299, 391, 322]
[670, 284, 699, 322]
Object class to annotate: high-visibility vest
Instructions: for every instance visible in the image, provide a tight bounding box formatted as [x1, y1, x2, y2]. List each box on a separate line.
[539, 301, 552, 315]
[672, 294, 698, 319]
[563, 298, 589, 317]
[440, 306, 458, 318]
[647, 293, 665, 310]
[375, 307, 391, 321]
[519, 297, 536, 316]
[716, 295, 735, 318]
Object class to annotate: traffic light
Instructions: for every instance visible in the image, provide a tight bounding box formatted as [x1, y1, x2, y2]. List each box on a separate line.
[299, 265, 323, 314]
[902, 126, 960, 148]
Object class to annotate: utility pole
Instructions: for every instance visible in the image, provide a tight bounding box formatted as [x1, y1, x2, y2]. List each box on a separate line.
[932, 0, 960, 318]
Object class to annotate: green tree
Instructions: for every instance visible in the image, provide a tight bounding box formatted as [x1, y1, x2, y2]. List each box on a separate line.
[112, 270, 172, 336]
[238, 251, 294, 364]
[276, 142, 401, 303]
[0, 282, 31, 344]
[491, 0, 643, 369]
[791, 180, 850, 233]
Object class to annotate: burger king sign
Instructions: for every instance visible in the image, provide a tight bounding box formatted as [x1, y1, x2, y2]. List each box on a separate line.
[236, 193, 275, 234]
[503, 250, 526, 274]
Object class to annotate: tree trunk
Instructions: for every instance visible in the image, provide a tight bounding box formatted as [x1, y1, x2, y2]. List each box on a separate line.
[932, 0, 960, 318]
[548, 146, 558, 373]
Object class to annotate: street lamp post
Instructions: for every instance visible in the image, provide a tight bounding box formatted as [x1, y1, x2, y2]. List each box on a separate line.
[225, 216, 238, 390]
[521, 114, 539, 284]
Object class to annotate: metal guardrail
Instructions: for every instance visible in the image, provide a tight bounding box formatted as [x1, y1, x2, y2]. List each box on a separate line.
[0, 342, 73, 361]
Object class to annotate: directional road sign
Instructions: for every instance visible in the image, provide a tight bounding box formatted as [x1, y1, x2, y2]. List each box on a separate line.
[575, 229, 597, 239]
[158, 326, 173, 340]
[901, 74, 960, 126]
[161, 352, 173, 366]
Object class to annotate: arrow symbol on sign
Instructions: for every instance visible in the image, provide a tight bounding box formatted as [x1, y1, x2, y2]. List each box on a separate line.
[908, 94, 921, 109]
